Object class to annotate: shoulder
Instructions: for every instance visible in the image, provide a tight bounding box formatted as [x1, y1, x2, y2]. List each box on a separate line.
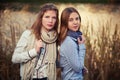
[22, 29, 32, 35]
[64, 36, 76, 44]
[61, 36, 77, 48]
[21, 29, 33, 38]
[63, 36, 72, 43]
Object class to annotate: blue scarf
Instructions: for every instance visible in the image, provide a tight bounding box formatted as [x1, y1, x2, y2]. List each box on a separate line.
[67, 30, 82, 41]
[67, 30, 82, 51]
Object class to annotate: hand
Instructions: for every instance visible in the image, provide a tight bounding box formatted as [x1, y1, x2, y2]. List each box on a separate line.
[77, 35, 85, 44]
[35, 39, 43, 54]
[82, 66, 88, 76]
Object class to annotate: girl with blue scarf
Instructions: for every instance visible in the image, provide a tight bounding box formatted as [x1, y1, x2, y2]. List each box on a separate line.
[58, 7, 86, 80]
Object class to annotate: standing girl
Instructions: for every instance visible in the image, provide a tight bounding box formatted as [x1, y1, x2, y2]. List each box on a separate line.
[12, 3, 59, 80]
[59, 7, 86, 80]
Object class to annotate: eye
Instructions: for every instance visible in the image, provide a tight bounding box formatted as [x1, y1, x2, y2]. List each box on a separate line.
[69, 18, 73, 22]
[52, 16, 57, 20]
[45, 16, 49, 18]
[75, 17, 79, 21]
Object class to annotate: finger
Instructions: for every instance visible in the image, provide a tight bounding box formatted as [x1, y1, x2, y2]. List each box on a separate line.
[77, 38, 80, 42]
[39, 39, 42, 42]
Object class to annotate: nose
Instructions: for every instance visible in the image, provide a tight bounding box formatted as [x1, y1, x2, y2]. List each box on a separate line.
[49, 18, 53, 23]
[73, 19, 78, 24]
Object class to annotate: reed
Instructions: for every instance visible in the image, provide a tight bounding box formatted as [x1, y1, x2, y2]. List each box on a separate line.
[0, 11, 20, 80]
[83, 19, 120, 80]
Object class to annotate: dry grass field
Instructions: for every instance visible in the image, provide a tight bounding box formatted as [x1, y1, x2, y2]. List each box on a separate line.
[0, 3, 120, 80]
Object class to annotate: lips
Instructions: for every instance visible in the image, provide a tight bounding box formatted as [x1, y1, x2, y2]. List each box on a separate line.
[47, 24, 53, 27]
[73, 25, 78, 28]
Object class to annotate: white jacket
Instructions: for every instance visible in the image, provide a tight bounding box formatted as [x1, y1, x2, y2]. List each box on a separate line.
[12, 30, 37, 80]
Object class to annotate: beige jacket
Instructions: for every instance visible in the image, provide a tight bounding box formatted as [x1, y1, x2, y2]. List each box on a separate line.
[12, 30, 37, 80]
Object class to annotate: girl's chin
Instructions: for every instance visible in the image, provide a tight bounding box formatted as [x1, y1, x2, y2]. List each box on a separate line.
[46, 28, 54, 31]
[72, 28, 79, 31]
[72, 29, 78, 32]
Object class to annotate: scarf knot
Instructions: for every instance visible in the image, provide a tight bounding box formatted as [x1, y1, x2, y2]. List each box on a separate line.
[41, 30, 57, 43]
[67, 30, 82, 40]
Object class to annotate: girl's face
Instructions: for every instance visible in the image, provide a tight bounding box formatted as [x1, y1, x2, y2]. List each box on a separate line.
[42, 10, 57, 32]
[68, 12, 80, 32]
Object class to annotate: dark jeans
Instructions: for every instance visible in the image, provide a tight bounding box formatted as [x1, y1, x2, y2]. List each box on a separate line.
[32, 77, 47, 80]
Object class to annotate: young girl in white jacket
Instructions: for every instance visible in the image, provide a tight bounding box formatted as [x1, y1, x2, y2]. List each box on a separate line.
[12, 3, 59, 80]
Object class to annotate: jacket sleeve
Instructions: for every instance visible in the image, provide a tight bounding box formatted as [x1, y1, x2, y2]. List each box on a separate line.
[12, 30, 37, 63]
[63, 39, 86, 72]
[78, 43, 86, 68]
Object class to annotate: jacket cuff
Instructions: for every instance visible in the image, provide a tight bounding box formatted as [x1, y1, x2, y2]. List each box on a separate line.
[28, 48, 37, 58]
[79, 44, 86, 50]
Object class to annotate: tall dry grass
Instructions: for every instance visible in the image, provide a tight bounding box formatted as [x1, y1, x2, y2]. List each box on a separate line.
[83, 19, 120, 80]
[0, 10, 20, 80]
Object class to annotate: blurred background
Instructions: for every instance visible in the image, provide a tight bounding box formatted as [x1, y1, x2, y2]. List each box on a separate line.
[0, 0, 120, 80]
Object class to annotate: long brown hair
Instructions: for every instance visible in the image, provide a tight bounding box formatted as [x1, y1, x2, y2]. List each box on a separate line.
[58, 7, 81, 45]
[31, 3, 59, 40]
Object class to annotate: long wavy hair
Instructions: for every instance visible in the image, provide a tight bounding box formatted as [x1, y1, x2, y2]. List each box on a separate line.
[31, 3, 59, 40]
[58, 7, 81, 45]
